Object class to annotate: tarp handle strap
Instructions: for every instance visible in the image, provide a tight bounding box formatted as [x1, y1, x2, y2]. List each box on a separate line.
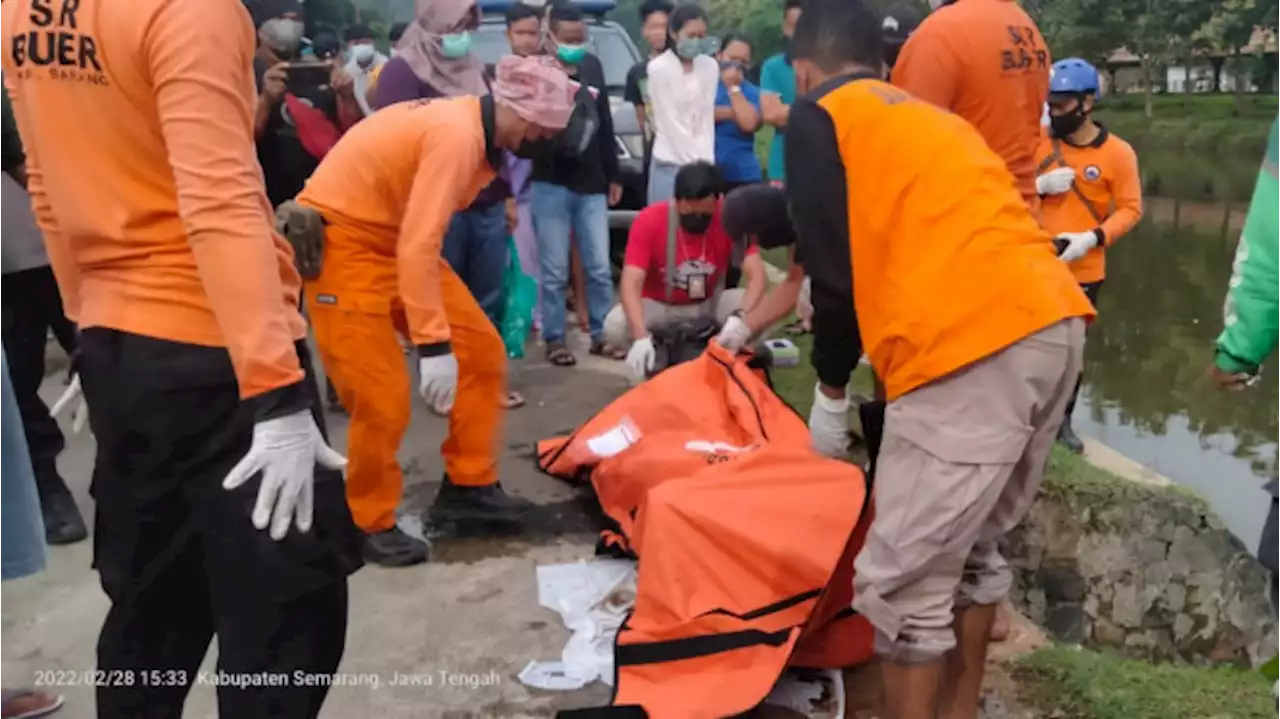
[615, 626, 795, 667]
[1039, 138, 1107, 226]
[557, 706, 648, 718]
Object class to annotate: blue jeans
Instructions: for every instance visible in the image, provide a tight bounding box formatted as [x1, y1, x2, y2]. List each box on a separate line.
[2, 352, 46, 581]
[530, 182, 613, 344]
[647, 158, 681, 205]
[442, 202, 509, 328]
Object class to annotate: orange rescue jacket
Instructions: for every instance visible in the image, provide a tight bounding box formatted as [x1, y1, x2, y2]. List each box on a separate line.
[538, 344, 875, 718]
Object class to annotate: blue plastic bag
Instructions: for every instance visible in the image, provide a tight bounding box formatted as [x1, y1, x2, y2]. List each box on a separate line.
[500, 235, 537, 359]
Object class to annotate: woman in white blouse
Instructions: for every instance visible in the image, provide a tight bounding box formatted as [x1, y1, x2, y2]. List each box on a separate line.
[644, 3, 719, 204]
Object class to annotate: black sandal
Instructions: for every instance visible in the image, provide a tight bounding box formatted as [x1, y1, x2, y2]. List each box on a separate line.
[589, 340, 627, 360]
[545, 342, 577, 367]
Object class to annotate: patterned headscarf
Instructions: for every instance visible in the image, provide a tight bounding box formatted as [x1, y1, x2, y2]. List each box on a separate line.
[490, 56, 581, 129]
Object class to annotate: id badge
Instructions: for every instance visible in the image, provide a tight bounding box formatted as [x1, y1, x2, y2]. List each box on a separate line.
[687, 273, 708, 300]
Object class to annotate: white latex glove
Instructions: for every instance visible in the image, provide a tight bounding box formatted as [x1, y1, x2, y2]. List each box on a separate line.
[419, 353, 459, 414]
[626, 335, 656, 383]
[223, 410, 348, 541]
[50, 373, 89, 435]
[808, 383, 850, 458]
[715, 315, 753, 352]
[1036, 167, 1075, 195]
[1056, 230, 1098, 263]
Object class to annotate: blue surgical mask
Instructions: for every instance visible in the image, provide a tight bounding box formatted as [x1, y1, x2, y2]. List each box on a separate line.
[555, 43, 588, 65]
[441, 31, 473, 59]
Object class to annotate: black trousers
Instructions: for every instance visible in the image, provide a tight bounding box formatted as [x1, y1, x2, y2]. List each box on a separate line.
[0, 266, 77, 497]
[1063, 280, 1104, 422]
[78, 329, 363, 719]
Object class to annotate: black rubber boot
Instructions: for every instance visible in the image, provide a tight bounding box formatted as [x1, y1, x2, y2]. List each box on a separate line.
[1057, 422, 1084, 455]
[429, 476, 534, 524]
[40, 488, 87, 546]
[361, 526, 429, 567]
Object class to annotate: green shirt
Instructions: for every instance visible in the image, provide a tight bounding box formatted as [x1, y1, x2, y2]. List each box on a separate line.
[759, 53, 795, 183]
[1215, 118, 1279, 375]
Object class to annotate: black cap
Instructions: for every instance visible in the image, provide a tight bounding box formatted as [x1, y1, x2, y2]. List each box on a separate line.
[722, 184, 797, 250]
[244, 0, 302, 28]
[881, 3, 922, 46]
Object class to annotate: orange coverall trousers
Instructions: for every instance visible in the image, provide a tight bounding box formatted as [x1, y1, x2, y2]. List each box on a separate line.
[307, 228, 506, 534]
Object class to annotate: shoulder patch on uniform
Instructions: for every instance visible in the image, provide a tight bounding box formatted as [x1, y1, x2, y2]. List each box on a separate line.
[1083, 165, 1102, 181]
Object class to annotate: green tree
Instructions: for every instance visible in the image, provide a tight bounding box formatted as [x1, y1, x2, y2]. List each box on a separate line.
[1124, 0, 1215, 118]
[1203, 0, 1279, 113]
[1036, 0, 1126, 66]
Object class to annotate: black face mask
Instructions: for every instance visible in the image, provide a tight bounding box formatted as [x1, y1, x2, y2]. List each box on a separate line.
[511, 91, 600, 160]
[1050, 105, 1087, 138]
[679, 212, 713, 235]
[513, 137, 554, 159]
[884, 43, 904, 70]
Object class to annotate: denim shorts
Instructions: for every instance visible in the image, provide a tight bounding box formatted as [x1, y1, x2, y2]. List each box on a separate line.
[2, 351, 47, 581]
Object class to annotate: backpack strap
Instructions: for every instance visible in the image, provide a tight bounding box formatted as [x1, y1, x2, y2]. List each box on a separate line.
[665, 201, 678, 302]
[1042, 137, 1107, 226]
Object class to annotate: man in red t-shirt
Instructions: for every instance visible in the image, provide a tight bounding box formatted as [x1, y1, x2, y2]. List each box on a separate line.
[603, 162, 767, 381]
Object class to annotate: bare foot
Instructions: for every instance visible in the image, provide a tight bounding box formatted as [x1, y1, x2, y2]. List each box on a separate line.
[989, 603, 1010, 643]
[2, 688, 65, 719]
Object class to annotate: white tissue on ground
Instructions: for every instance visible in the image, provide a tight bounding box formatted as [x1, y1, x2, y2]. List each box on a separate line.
[519, 559, 637, 691]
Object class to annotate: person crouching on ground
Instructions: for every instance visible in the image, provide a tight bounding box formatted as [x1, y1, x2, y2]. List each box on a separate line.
[713, 183, 804, 353]
[293, 56, 589, 567]
[1036, 57, 1142, 454]
[604, 161, 768, 382]
[784, 1, 1096, 716]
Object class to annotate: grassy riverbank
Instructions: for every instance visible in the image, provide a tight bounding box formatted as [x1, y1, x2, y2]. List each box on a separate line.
[763, 306, 1278, 718]
[1015, 646, 1276, 718]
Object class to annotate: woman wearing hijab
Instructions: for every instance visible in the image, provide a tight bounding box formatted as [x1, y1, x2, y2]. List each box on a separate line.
[375, 0, 525, 408]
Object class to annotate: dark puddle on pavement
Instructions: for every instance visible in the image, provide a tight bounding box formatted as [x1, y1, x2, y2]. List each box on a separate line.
[401, 482, 610, 564]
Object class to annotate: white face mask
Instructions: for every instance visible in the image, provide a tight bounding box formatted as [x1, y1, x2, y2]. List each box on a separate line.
[351, 44, 376, 65]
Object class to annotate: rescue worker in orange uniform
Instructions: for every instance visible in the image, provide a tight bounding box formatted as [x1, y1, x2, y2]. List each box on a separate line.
[2, 0, 363, 716]
[294, 55, 593, 567]
[889, 0, 1053, 645]
[892, 0, 1051, 214]
[1036, 58, 1143, 453]
[784, 1, 1096, 717]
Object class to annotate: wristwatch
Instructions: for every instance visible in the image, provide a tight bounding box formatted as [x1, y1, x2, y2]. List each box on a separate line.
[728, 85, 742, 94]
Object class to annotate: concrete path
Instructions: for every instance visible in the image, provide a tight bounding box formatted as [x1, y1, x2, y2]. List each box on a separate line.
[2, 333, 632, 718]
[1, 328, 1103, 718]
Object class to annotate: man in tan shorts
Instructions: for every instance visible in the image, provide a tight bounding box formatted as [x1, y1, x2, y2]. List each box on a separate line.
[783, 0, 1095, 715]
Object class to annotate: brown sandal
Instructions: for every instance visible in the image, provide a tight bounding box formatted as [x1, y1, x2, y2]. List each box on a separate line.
[589, 340, 626, 360]
[545, 342, 577, 367]
[500, 390, 526, 409]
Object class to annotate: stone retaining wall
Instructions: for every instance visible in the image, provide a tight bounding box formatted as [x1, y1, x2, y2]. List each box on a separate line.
[1005, 474, 1276, 666]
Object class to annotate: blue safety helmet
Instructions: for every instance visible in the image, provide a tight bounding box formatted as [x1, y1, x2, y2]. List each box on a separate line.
[1049, 58, 1101, 98]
